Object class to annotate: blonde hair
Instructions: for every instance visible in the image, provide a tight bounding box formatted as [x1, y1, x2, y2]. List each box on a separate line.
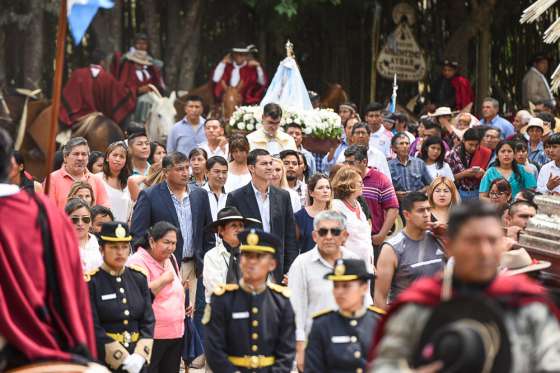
[271, 158, 290, 190]
[331, 166, 362, 200]
[67, 181, 95, 205]
[427, 176, 460, 208]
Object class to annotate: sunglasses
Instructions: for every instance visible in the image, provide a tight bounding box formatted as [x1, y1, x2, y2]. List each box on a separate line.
[317, 228, 343, 237]
[71, 216, 91, 224]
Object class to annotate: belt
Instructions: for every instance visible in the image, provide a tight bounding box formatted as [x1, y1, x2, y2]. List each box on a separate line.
[106, 331, 140, 344]
[182, 256, 195, 263]
[228, 355, 275, 368]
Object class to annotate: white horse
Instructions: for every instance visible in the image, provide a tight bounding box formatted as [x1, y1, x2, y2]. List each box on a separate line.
[144, 90, 177, 145]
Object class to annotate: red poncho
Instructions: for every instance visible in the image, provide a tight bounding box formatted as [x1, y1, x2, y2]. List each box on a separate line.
[213, 62, 267, 105]
[0, 190, 97, 363]
[112, 53, 165, 95]
[59, 66, 136, 127]
[367, 274, 560, 363]
[451, 75, 474, 110]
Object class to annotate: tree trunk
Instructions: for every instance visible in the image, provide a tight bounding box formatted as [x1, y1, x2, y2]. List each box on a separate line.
[166, 0, 204, 91]
[92, 0, 123, 54]
[477, 28, 492, 109]
[142, 0, 161, 58]
[177, 0, 205, 89]
[0, 27, 6, 85]
[23, 0, 44, 90]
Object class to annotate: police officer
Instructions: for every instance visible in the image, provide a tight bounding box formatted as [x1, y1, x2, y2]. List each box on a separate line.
[203, 228, 296, 372]
[86, 222, 155, 373]
[304, 259, 384, 373]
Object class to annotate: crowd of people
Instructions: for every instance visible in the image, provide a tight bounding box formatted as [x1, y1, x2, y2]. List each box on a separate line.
[3, 50, 560, 372]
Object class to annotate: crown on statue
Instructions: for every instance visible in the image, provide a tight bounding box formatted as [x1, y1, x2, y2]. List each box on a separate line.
[285, 40, 295, 59]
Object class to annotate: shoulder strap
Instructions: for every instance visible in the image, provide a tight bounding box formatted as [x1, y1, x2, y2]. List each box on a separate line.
[169, 254, 180, 276]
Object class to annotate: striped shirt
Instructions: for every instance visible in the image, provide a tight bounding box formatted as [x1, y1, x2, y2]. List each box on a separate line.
[168, 185, 193, 259]
[362, 168, 399, 235]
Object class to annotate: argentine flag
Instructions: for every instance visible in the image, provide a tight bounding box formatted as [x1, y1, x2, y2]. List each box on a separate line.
[68, 0, 114, 45]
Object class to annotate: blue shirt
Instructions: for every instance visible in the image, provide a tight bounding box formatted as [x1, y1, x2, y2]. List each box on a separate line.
[528, 142, 550, 169]
[166, 117, 207, 156]
[168, 185, 193, 259]
[388, 157, 433, 192]
[480, 115, 515, 139]
[298, 146, 317, 175]
[322, 139, 348, 173]
[479, 164, 537, 197]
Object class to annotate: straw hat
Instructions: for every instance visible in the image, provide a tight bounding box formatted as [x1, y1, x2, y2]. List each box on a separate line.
[500, 248, 551, 276]
[520, 117, 552, 136]
[126, 50, 152, 66]
[428, 107, 459, 117]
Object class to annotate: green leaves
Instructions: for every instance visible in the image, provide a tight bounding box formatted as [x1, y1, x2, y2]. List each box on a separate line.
[243, 0, 342, 19]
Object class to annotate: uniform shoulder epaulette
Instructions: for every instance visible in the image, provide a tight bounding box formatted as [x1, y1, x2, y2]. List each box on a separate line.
[267, 283, 291, 298]
[213, 283, 239, 296]
[312, 308, 335, 319]
[128, 265, 148, 277]
[368, 305, 387, 315]
[84, 267, 100, 282]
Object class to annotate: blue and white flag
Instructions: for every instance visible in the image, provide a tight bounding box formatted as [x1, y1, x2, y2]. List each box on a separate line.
[389, 73, 398, 113]
[68, 0, 114, 45]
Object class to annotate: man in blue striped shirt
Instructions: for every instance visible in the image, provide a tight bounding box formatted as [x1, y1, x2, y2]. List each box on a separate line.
[166, 95, 207, 156]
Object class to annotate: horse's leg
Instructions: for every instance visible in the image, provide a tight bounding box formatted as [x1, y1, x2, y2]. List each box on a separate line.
[27, 105, 54, 157]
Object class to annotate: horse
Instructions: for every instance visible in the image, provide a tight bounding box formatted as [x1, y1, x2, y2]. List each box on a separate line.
[319, 83, 349, 111]
[144, 90, 177, 145]
[222, 81, 243, 120]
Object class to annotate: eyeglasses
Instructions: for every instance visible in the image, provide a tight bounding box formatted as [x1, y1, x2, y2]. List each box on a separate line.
[71, 216, 91, 224]
[317, 228, 343, 237]
[489, 191, 506, 198]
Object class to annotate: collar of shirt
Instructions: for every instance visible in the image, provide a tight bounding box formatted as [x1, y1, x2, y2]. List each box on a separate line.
[61, 166, 91, 181]
[181, 117, 206, 128]
[309, 246, 350, 268]
[394, 156, 411, 166]
[167, 183, 189, 203]
[372, 125, 386, 137]
[0, 183, 20, 197]
[203, 183, 226, 195]
[251, 181, 270, 200]
[481, 115, 499, 126]
[233, 61, 247, 69]
[134, 247, 166, 271]
[529, 141, 545, 153]
[89, 65, 102, 78]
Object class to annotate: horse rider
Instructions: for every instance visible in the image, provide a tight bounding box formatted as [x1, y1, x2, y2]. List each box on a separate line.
[203, 228, 296, 372]
[212, 43, 268, 105]
[111, 32, 166, 96]
[59, 50, 136, 128]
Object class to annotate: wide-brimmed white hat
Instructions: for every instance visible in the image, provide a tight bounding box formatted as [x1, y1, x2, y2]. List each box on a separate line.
[428, 106, 459, 117]
[500, 248, 551, 276]
[521, 117, 551, 136]
[126, 50, 152, 66]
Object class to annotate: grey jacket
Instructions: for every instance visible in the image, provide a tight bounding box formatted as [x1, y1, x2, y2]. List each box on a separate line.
[522, 67, 554, 108]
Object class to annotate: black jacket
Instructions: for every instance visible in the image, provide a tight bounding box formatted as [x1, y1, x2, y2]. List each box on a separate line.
[226, 182, 297, 282]
[130, 182, 215, 277]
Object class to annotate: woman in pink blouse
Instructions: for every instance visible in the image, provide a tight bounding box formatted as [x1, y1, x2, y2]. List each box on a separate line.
[128, 221, 185, 373]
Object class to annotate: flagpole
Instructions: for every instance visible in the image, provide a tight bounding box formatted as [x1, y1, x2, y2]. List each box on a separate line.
[44, 0, 67, 194]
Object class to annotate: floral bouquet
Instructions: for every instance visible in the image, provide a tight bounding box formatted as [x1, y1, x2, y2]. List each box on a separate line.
[228, 106, 262, 133]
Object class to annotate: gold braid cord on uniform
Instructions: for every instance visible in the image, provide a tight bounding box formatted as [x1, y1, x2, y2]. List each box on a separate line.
[104, 341, 129, 369]
[134, 338, 154, 363]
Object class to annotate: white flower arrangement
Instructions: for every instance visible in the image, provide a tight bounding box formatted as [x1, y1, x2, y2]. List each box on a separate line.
[229, 105, 342, 140]
[228, 106, 263, 132]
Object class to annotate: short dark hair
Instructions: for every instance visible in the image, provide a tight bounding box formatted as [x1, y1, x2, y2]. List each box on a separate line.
[91, 49, 107, 65]
[401, 192, 428, 212]
[364, 102, 384, 115]
[189, 147, 208, 160]
[423, 120, 442, 133]
[88, 151, 104, 172]
[263, 103, 282, 119]
[162, 152, 188, 169]
[420, 136, 446, 169]
[536, 99, 556, 111]
[391, 132, 410, 147]
[127, 131, 148, 145]
[351, 122, 370, 136]
[205, 118, 224, 128]
[546, 133, 560, 146]
[508, 200, 538, 216]
[0, 128, 13, 182]
[133, 32, 149, 43]
[91, 205, 114, 221]
[537, 112, 555, 128]
[247, 149, 270, 166]
[206, 156, 228, 170]
[463, 128, 480, 142]
[344, 145, 368, 162]
[184, 95, 203, 104]
[483, 126, 501, 137]
[279, 149, 299, 161]
[135, 221, 178, 250]
[447, 201, 501, 240]
[286, 122, 302, 131]
[229, 135, 250, 153]
[63, 137, 88, 157]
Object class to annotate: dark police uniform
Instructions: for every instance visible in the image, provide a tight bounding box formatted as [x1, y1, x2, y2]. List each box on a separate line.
[203, 229, 296, 373]
[304, 259, 384, 373]
[86, 222, 155, 372]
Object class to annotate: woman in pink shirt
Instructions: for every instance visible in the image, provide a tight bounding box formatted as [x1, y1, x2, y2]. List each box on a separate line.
[128, 221, 185, 373]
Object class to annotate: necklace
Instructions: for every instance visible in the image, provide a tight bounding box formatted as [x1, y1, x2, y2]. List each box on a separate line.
[343, 199, 361, 220]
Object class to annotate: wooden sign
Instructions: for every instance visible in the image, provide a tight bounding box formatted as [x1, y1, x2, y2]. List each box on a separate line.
[376, 3, 426, 82]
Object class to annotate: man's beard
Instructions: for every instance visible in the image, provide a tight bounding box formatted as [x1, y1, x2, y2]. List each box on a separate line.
[286, 174, 297, 182]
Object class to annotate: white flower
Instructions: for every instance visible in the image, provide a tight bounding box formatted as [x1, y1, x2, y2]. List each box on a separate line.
[229, 117, 236, 126]
[237, 122, 246, 130]
[246, 123, 254, 131]
[243, 113, 253, 121]
[303, 126, 313, 135]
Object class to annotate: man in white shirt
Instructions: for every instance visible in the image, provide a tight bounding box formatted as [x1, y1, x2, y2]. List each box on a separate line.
[199, 119, 229, 159]
[364, 102, 392, 158]
[203, 156, 229, 221]
[337, 123, 391, 179]
[288, 210, 371, 372]
[537, 134, 560, 195]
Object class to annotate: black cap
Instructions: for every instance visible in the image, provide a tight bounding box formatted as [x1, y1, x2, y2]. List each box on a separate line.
[204, 207, 261, 232]
[238, 228, 281, 255]
[324, 259, 374, 282]
[442, 59, 459, 68]
[99, 221, 132, 242]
